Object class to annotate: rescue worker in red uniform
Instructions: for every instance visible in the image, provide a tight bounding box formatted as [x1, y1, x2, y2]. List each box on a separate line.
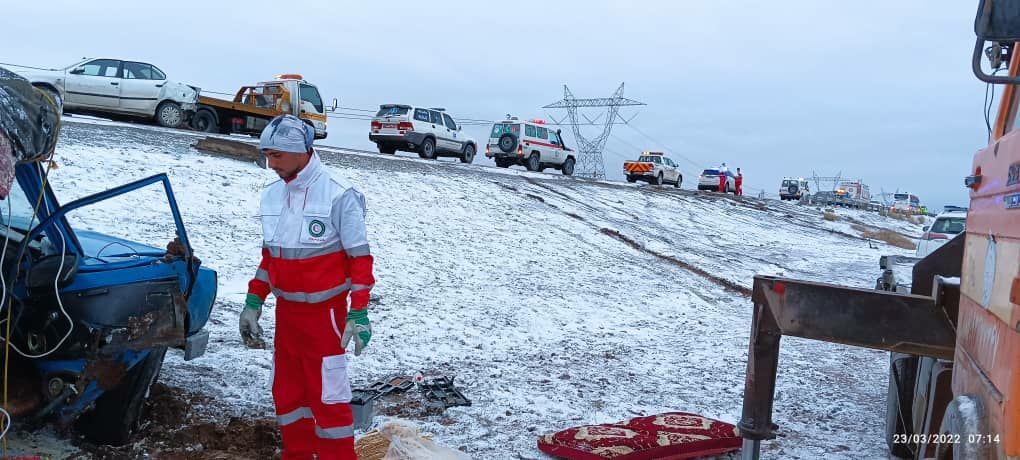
[735, 167, 743, 196]
[239, 115, 374, 459]
[718, 162, 729, 193]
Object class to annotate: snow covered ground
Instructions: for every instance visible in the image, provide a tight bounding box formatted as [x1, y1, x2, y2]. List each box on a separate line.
[15, 118, 920, 458]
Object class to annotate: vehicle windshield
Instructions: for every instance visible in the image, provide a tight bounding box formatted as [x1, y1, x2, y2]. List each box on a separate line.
[638, 156, 662, 164]
[1, 175, 43, 235]
[299, 84, 324, 113]
[490, 123, 520, 138]
[893, 193, 909, 201]
[931, 217, 966, 234]
[376, 106, 409, 117]
[0, 172, 58, 255]
[62, 59, 90, 70]
[702, 169, 719, 176]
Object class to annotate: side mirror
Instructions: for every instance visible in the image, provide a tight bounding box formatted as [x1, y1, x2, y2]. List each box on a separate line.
[69, 67, 85, 75]
[458, 126, 462, 131]
[330, 98, 339, 112]
[922, 225, 930, 232]
[972, 0, 1020, 83]
[557, 129, 562, 135]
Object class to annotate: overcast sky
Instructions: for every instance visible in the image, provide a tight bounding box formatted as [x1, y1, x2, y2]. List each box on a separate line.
[2, 1, 990, 208]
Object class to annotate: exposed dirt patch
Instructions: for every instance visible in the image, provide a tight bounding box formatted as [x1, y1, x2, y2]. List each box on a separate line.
[73, 384, 281, 459]
[822, 211, 839, 222]
[881, 211, 922, 225]
[852, 224, 916, 250]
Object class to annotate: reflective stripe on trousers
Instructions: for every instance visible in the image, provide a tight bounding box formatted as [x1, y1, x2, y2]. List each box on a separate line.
[315, 425, 354, 439]
[278, 406, 313, 426]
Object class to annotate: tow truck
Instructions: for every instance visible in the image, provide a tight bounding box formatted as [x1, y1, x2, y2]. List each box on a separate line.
[737, 2, 1019, 459]
[189, 74, 335, 139]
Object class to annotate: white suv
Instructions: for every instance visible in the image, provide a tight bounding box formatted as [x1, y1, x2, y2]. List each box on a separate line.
[369, 104, 477, 163]
[16, 58, 199, 128]
[485, 118, 575, 175]
[916, 211, 966, 258]
[779, 177, 810, 200]
[623, 152, 682, 186]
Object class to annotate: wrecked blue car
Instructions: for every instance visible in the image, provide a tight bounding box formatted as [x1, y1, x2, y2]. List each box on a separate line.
[2, 66, 215, 445]
[3, 161, 216, 444]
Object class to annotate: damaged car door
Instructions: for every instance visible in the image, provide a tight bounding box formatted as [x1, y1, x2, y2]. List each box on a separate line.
[3, 163, 217, 445]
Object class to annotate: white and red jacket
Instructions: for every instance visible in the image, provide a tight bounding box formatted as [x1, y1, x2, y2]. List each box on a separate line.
[247, 153, 374, 311]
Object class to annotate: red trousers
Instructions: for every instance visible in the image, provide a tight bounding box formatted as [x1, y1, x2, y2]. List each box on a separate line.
[735, 178, 743, 196]
[718, 175, 726, 193]
[273, 298, 357, 459]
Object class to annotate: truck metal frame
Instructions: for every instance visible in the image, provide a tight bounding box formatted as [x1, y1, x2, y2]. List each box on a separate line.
[736, 2, 1020, 458]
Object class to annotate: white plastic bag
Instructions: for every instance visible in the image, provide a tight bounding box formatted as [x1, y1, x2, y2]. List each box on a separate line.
[379, 420, 470, 460]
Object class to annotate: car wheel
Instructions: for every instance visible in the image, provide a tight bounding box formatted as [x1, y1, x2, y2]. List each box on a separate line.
[526, 153, 541, 172]
[155, 101, 184, 128]
[379, 144, 396, 155]
[674, 175, 682, 188]
[654, 172, 663, 186]
[626, 176, 637, 183]
[76, 347, 167, 445]
[561, 157, 575, 176]
[419, 138, 436, 160]
[460, 144, 475, 164]
[191, 110, 217, 133]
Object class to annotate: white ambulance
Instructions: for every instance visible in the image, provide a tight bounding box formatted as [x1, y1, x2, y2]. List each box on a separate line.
[485, 118, 575, 175]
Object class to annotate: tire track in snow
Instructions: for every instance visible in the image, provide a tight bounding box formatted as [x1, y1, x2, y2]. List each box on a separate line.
[495, 180, 753, 297]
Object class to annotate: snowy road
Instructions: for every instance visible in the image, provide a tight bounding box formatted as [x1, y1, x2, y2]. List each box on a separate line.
[15, 118, 920, 458]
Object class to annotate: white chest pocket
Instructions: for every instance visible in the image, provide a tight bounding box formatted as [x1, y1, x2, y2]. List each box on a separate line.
[260, 211, 281, 243]
[300, 208, 336, 245]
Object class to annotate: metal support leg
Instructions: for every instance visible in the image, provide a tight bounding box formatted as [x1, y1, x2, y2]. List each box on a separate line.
[736, 275, 957, 455]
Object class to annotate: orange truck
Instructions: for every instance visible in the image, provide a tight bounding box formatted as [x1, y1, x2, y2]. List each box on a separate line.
[190, 74, 334, 139]
[736, 2, 1019, 459]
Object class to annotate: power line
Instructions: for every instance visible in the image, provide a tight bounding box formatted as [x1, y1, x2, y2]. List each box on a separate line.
[0, 62, 56, 72]
[623, 123, 706, 172]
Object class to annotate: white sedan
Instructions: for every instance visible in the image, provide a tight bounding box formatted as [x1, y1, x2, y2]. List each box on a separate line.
[15, 58, 199, 128]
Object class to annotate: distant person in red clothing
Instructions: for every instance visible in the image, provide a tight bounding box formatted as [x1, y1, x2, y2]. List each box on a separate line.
[735, 168, 743, 196]
[717, 163, 728, 193]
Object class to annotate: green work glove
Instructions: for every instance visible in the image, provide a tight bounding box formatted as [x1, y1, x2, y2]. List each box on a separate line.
[239, 294, 265, 349]
[340, 308, 372, 356]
